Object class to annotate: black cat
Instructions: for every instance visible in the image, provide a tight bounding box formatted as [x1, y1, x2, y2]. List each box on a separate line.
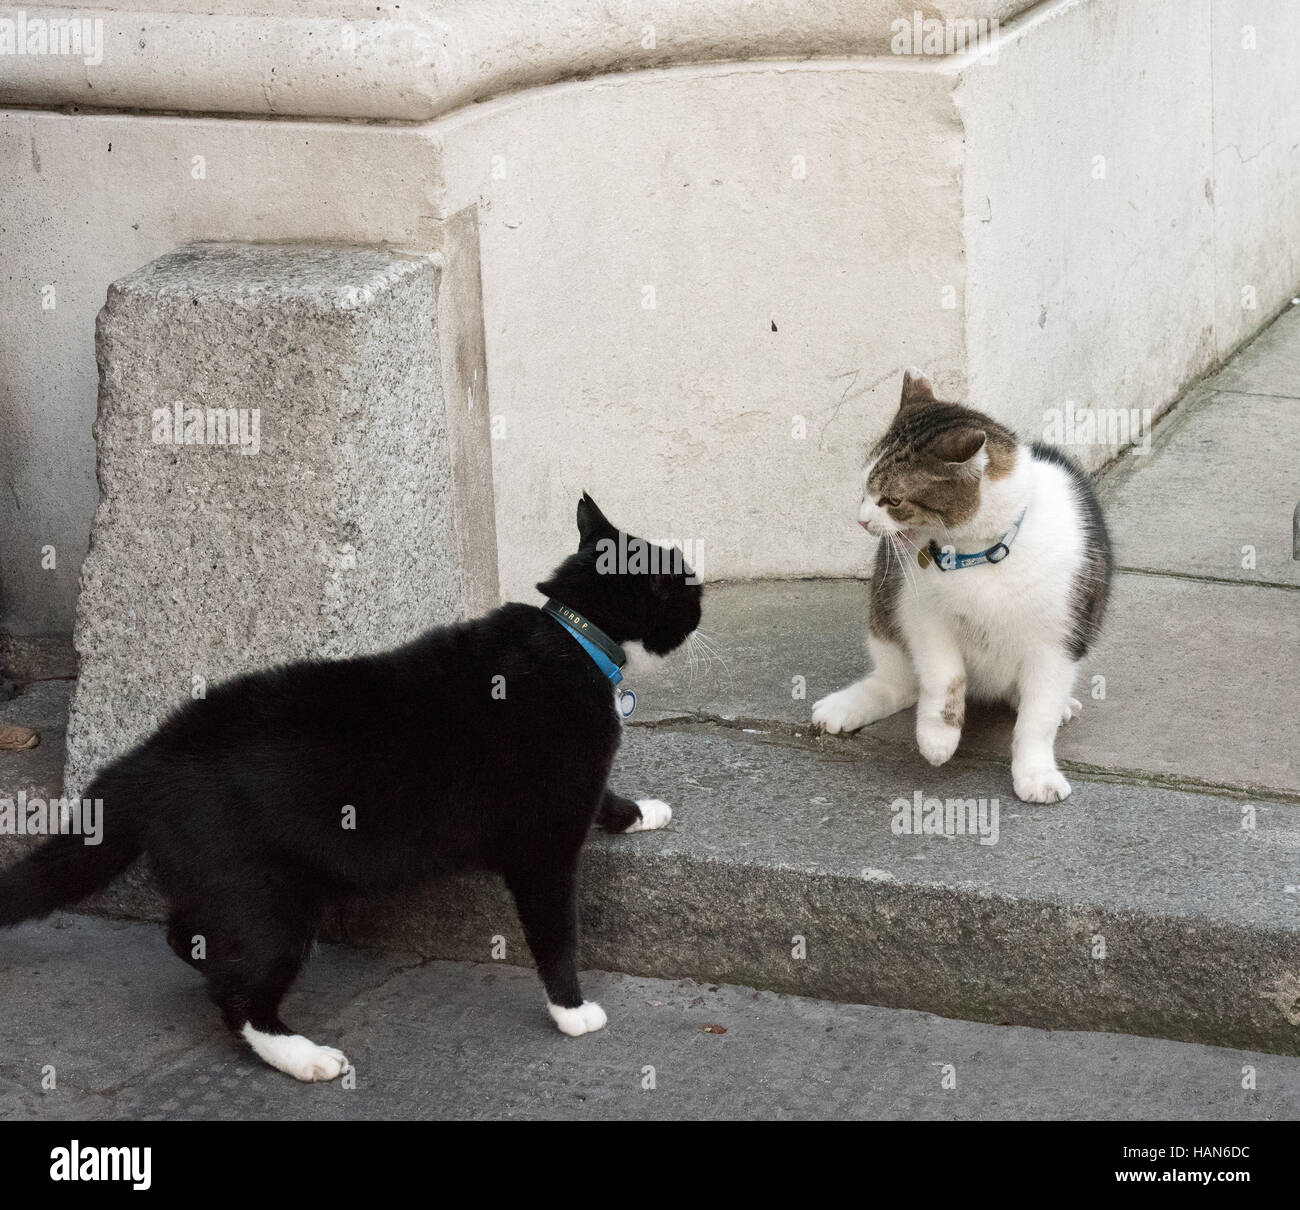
[0, 495, 701, 1080]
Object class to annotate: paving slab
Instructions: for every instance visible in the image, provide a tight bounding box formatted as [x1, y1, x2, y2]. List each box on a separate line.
[2, 916, 1296, 1122]
[1099, 389, 1300, 585]
[0, 679, 72, 804]
[0, 914, 420, 1119]
[631, 576, 1300, 797]
[1209, 302, 1300, 398]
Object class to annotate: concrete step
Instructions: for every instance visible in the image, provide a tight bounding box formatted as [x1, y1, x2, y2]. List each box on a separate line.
[343, 720, 1300, 1056]
[3, 673, 1297, 1056]
[3, 914, 1297, 1121]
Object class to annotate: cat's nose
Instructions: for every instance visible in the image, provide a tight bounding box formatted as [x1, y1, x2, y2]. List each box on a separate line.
[859, 519, 872, 532]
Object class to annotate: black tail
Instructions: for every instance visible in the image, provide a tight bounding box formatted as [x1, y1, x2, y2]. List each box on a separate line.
[0, 792, 140, 927]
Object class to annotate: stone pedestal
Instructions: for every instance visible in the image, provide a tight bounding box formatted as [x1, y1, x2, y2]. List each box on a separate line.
[65, 241, 495, 795]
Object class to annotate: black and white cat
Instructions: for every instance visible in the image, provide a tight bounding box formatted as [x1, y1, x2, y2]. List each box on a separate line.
[812, 370, 1112, 803]
[0, 495, 701, 1080]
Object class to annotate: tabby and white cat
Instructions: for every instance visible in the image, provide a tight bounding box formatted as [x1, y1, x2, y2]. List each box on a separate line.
[812, 370, 1112, 803]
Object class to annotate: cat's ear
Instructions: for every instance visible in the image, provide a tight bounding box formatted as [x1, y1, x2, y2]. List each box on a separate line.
[576, 492, 617, 547]
[900, 367, 936, 410]
[931, 426, 988, 474]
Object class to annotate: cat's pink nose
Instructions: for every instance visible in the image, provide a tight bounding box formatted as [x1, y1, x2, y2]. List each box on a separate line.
[859, 519, 872, 532]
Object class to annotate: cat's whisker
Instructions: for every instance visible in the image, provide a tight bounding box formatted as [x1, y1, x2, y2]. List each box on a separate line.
[889, 533, 922, 605]
[690, 630, 734, 694]
[683, 631, 702, 692]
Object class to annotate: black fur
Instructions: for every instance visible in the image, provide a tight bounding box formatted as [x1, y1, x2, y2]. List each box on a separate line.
[0, 494, 701, 1049]
[1030, 442, 1114, 659]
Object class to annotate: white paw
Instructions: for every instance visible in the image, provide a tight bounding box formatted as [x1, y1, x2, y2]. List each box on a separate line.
[548, 1001, 607, 1037]
[916, 716, 961, 766]
[1013, 765, 1072, 804]
[241, 1025, 350, 1082]
[1061, 697, 1082, 726]
[626, 798, 671, 832]
[811, 687, 870, 735]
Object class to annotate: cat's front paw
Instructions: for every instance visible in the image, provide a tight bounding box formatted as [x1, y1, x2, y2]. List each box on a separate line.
[916, 716, 961, 766]
[1013, 765, 1071, 804]
[626, 799, 671, 832]
[549, 1001, 607, 1037]
[812, 686, 870, 735]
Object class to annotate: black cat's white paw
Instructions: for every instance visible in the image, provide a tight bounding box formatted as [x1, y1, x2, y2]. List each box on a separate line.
[242, 1025, 350, 1082]
[548, 1001, 607, 1036]
[625, 798, 671, 832]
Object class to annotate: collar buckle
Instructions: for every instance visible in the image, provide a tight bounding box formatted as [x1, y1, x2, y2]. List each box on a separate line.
[984, 541, 1011, 564]
[928, 507, 1027, 572]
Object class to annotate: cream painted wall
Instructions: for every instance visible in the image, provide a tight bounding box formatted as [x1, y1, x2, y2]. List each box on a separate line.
[0, 112, 442, 654]
[1210, 0, 1300, 356]
[1, 0, 1299, 655]
[434, 62, 969, 598]
[959, 0, 1217, 463]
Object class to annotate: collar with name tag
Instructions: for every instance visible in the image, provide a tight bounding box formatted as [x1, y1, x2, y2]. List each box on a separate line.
[918, 508, 1027, 571]
[542, 599, 627, 685]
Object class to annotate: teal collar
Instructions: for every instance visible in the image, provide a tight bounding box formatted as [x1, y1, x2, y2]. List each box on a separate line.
[922, 508, 1027, 571]
[543, 599, 626, 685]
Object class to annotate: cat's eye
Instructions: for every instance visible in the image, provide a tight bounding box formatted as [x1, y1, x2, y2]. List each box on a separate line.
[880, 496, 903, 508]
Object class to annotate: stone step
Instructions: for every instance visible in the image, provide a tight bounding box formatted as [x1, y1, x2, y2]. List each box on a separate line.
[4, 678, 1297, 1056]
[4, 914, 1298, 1121]
[336, 721, 1300, 1056]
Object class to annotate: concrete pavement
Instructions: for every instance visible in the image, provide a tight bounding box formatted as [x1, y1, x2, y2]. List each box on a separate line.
[2, 914, 1297, 1121]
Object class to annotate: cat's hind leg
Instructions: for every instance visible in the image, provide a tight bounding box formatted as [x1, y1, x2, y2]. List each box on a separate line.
[811, 636, 918, 735]
[504, 857, 605, 1037]
[199, 885, 347, 1082]
[597, 789, 671, 833]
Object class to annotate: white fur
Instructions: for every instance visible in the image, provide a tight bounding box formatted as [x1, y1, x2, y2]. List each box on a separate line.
[621, 638, 670, 679]
[241, 1024, 350, 1082]
[625, 798, 672, 831]
[548, 1001, 607, 1036]
[815, 444, 1088, 804]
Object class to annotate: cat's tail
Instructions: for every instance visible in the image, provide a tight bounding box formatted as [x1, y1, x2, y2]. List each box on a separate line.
[0, 778, 140, 928]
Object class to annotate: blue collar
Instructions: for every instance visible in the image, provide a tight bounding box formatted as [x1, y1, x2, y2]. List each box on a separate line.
[543, 599, 626, 685]
[921, 508, 1027, 571]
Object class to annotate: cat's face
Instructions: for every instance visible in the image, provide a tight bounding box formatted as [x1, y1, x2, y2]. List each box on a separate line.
[537, 494, 703, 655]
[857, 370, 1017, 541]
